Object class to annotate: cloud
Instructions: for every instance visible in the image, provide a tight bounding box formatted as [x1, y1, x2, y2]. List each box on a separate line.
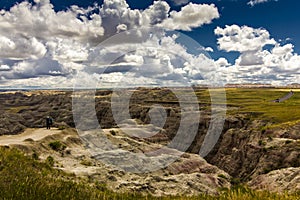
[247, 0, 278, 7]
[46, 38, 89, 62]
[0, 0, 104, 43]
[0, 65, 10, 71]
[215, 57, 230, 67]
[85, 30, 219, 87]
[143, 1, 170, 25]
[214, 24, 300, 84]
[171, 0, 190, 6]
[235, 51, 264, 66]
[100, 1, 218, 33]
[162, 3, 219, 31]
[0, 0, 222, 88]
[3, 0, 297, 87]
[100, 0, 143, 36]
[0, 76, 74, 89]
[0, 57, 73, 80]
[215, 25, 276, 52]
[204, 47, 214, 52]
[0, 36, 47, 60]
[263, 44, 300, 71]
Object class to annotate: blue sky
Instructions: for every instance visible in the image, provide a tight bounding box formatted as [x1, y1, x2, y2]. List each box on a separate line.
[187, 0, 300, 62]
[0, 0, 299, 88]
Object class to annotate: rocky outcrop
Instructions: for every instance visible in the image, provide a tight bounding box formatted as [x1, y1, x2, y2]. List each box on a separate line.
[0, 112, 26, 135]
[0, 91, 74, 132]
[2, 127, 231, 196]
[205, 120, 300, 181]
[248, 167, 300, 193]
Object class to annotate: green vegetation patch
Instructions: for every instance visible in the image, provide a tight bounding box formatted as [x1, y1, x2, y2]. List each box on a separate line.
[196, 88, 300, 126]
[49, 141, 66, 151]
[0, 147, 148, 200]
[0, 147, 103, 199]
[225, 89, 300, 125]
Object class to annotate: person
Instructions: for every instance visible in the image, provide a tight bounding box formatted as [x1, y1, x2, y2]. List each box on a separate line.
[46, 116, 53, 129]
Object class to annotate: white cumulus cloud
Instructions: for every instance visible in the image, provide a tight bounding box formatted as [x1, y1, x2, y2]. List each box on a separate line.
[0, 65, 10, 71]
[215, 24, 300, 84]
[162, 3, 219, 31]
[0, 0, 221, 88]
[215, 25, 276, 52]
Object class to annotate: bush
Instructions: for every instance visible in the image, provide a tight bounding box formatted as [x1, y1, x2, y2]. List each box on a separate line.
[46, 156, 54, 166]
[32, 152, 39, 160]
[65, 149, 71, 155]
[258, 140, 266, 146]
[95, 182, 108, 192]
[109, 130, 117, 136]
[58, 126, 65, 130]
[218, 174, 228, 180]
[230, 178, 241, 185]
[285, 140, 293, 145]
[267, 135, 273, 141]
[80, 159, 93, 166]
[49, 141, 66, 151]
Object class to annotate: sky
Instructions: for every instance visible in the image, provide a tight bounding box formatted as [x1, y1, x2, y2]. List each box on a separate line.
[0, 0, 299, 88]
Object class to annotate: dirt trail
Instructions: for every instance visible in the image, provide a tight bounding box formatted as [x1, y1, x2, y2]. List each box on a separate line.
[0, 128, 61, 146]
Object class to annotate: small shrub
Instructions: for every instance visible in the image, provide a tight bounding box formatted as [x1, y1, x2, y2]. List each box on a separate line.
[182, 153, 191, 159]
[267, 135, 273, 141]
[218, 174, 228, 180]
[260, 126, 268, 134]
[95, 182, 108, 192]
[230, 177, 241, 185]
[80, 159, 93, 166]
[58, 126, 65, 130]
[24, 138, 34, 142]
[285, 140, 293, 145]
[46, 156, 54, 166]
[110, 130, 117, 136]
[0, 160, 3, 171]
[66, 149, 71, 155]
[107, 175, 117, 181]
[258, 140, 266, 146]
[32, 152, 39, 160]
[266, 145, 278, 151]
[263, 167, 272, 174]
[49, 141, 66, 151]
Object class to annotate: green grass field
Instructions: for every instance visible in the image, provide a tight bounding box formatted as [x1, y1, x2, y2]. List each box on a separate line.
[0, 147, 299, 200]
[195, 88, 300, 127]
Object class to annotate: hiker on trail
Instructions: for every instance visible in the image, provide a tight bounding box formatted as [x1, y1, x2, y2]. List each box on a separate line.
[46, 116, 53, 129]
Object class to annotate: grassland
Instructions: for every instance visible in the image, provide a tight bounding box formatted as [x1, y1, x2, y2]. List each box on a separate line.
[0, 147, 299, 200]
[151, 87, 300, 126]
[195, 88, 300, 127]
